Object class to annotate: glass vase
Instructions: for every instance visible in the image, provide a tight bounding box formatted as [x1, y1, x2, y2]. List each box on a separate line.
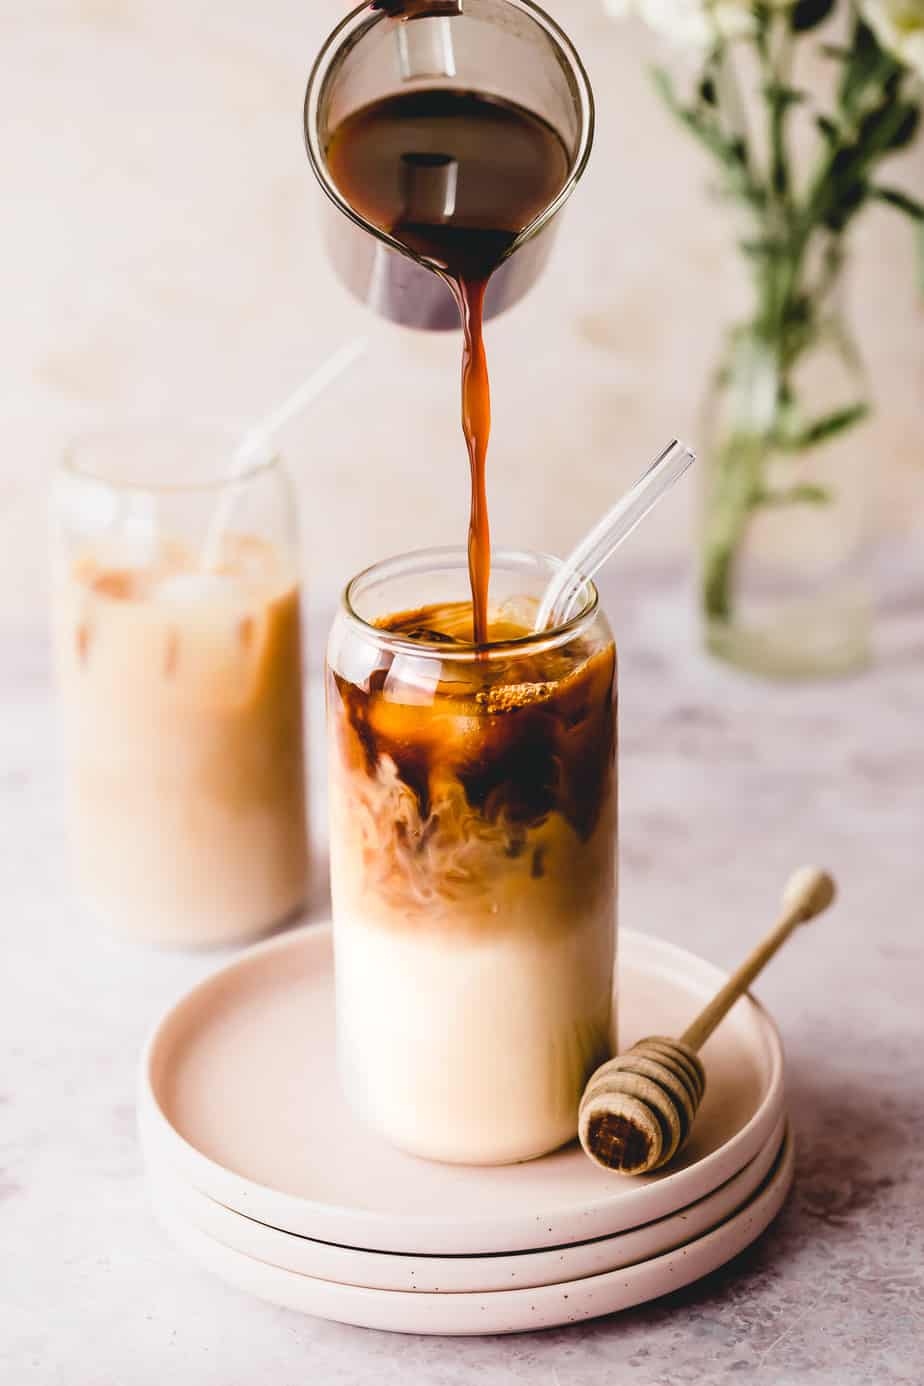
[699, 264, 874, 678]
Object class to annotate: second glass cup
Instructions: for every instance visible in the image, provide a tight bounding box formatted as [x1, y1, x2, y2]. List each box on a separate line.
[51, 432, 309, 949]
[327, 549, 617, 1165]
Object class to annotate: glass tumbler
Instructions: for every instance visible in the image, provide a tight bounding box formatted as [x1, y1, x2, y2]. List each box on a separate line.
[326, 548, 617, 1165]
[51, 431, 308, 948]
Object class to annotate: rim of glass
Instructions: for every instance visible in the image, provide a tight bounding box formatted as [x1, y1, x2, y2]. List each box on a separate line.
[59, 429, 283, 495]
[342, 547, 599, 659]
[304, 0, 595, 268]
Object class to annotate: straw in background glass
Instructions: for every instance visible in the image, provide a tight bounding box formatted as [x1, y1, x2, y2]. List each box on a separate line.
[200, 337, 369, 572]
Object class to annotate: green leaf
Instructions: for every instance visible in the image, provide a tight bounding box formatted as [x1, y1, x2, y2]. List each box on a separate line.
[739, 236, 788, 260]
[815, 114, 840, 144]
[651, 66, 765, 208]
[780, 484, 832, 505]
[649, 64, 771, 215]
[651, 65, 680, 113]
[754, 484, 833, 507]
[855, 98, 916, 159]
[887, 105, 920, 151]
[783, 403, 871, 451]
[792, 0, 835, 31]
[840, 20, 887, 114]
[764, 83, 806, 111]
[822, 174, 869, 232]
[871, 185, 924, 221]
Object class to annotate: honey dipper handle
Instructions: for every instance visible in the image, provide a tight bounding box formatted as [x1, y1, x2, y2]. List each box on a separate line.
[681, 867, 836, 1053]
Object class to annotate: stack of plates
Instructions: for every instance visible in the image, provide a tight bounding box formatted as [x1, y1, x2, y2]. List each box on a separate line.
[138, 925, 793, 1335]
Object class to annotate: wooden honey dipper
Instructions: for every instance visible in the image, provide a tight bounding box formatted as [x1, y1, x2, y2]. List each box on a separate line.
[579, 866, 837, 1175]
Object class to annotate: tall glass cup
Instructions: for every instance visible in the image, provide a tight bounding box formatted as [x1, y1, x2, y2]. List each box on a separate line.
[51, 432, 308, 948]
[326, 549, 617, 1164]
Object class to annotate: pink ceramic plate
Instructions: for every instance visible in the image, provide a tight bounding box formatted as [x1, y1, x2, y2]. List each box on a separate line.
[147, 1116, 786, 1293]
[153, 1130, 795, 1335]
[138, 923, 785, 1255]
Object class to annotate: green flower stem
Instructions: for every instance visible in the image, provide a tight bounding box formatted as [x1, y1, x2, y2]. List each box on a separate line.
[650, 10, 920, 626]
[759, 10, 794, 209]
[702, 432, 765, 622]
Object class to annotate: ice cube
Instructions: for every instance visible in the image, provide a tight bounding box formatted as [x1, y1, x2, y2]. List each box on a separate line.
[91, 570, 145, 601]
[493, 595, 539, 632]
[154, 573, 244, 606]
[384, 654, 442, 704]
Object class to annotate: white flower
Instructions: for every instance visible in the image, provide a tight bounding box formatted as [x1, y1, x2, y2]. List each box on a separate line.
[603, 0, 760, 47]
[861, 0, 924, 79]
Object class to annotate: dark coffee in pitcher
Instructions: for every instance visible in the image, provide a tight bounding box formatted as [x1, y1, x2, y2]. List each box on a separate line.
[325, 88, 571, 642]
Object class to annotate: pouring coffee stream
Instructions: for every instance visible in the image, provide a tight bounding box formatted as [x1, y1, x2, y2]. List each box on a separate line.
[306, 0, 595, 639]
[325, 84, 573, 642]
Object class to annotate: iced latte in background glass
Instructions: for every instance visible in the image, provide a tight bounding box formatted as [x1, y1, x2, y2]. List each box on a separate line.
[327, 550, 617, 1165]
[52, 434, 308, 948]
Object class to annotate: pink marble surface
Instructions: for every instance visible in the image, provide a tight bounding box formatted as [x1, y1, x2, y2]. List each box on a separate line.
[2, 561, 923, 1383]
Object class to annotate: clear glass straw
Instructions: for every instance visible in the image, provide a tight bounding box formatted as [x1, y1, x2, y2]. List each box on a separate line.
[534, 438, 696, 632]
[200, 336, 368, 571]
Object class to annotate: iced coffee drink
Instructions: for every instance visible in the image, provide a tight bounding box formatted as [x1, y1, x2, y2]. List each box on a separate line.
[327, 551, 617, 1165]
[52, 442, 308, 947]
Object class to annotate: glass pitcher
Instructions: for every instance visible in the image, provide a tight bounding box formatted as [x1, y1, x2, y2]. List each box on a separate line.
[304, 0, 594, 329]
